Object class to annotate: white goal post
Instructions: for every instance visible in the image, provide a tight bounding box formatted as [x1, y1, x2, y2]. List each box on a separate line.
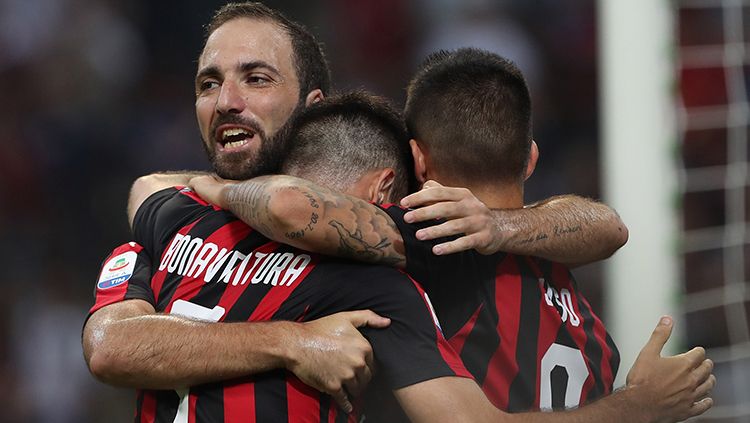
[598, 0, 679, 387]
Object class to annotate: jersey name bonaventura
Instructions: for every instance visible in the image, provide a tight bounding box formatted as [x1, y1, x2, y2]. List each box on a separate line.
[380, 204, 620, 412]
[89, 188, 470, 423]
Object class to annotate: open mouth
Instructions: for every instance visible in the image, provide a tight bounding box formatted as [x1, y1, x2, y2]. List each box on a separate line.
[216, 126, 256, 150]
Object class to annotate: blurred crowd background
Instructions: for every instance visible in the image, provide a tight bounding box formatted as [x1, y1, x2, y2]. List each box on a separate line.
[0, 0, 737, 422]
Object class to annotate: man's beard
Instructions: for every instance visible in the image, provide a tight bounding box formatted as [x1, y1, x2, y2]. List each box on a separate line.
[203, 105, 303, 180]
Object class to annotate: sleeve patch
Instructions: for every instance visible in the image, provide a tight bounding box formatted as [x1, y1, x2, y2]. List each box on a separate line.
[97, 251, 138, 290]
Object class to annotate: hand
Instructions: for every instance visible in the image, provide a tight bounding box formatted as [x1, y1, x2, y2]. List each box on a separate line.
[188, 175, 232, 207]
[400, 180, 499, 255]
[286, 310, 391, 413]
[626, 316, 715, 423]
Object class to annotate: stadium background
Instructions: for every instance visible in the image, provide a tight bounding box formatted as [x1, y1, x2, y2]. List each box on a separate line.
[0, 0, 744, 421]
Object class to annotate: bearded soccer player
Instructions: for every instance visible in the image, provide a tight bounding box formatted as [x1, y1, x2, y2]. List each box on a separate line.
[93, 91, 710, 423]
[85, 0, 633, 404]
[83, 2, 710, 422]
[190, 49, 715, 422]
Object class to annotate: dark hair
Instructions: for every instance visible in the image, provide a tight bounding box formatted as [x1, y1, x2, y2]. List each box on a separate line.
[205, 2, 331, 97]
[282, 91, 413, 201]
[404, 48, 532, 184]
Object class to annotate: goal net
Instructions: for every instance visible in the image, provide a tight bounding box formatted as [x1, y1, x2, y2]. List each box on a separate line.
[602, 0, 750, 421]
[677, 0, 750, 420]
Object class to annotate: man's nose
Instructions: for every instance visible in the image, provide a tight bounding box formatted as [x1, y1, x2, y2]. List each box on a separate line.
[216, 81, 245, 114]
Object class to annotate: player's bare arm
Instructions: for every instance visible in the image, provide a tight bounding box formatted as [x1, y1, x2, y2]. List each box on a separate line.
[82, 300, 388, 412]
[190, 174, 407, 267]
[127, 171, 211, 227]
[395, 318, 713, 423]
[400, 180, 628, 267]
[190, 174, 626, 268]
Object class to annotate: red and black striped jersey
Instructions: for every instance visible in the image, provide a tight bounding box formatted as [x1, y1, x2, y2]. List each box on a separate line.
[380, 204, 620, 413]
[89, 188, 470, 423]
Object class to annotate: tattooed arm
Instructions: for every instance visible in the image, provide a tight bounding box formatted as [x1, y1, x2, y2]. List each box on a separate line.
[190, 174, 407, 267]
[400, 183, 628, 266]
[190, 174, 627, 268]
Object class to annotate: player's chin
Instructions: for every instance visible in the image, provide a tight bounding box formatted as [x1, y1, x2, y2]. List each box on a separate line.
[212, 151, 263, 180]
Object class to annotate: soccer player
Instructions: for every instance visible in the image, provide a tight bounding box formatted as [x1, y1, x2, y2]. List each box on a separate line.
[92, 92, 710, 423]
[82, 2, 709, 421]
[91, 1, 627, 403]
[87, 93, 475, 421]
[189, 48, 715, 420]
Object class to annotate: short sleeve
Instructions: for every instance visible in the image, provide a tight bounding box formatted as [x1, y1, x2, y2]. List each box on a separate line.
[133, 186, 213, 257]
[87, 242, 155, 319]
[350, 267, 472, 389]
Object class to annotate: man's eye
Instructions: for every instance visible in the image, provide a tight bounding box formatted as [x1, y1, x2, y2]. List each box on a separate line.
[247, 75, 270, 84]
[200, 80, 219, 91]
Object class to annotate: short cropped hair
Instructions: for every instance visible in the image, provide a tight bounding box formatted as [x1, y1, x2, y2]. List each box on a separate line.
[405, 48, 532, 184]
[205, 2, 331, 97]
[282, 91, 412, 201]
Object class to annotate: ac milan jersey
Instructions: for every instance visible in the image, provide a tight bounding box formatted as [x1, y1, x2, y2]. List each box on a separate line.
[380, 204, 620, 412]
[89, 188, 470, 423]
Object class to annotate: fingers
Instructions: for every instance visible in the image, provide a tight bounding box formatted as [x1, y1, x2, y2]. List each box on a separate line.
[415, 217, 470, 240]
[344, 310, 391, 329]
[430, 234, 482, 256]
[187, 175, 208, 187]
[404, 202, 463, 223]
[681, 346, 707, 368]
[422, 180, 443, 189]
[401, 186, 468, 209]
[639, 316, 674, 358]
[331, 388, 353, 414]
[694, 373, 716, 400]
[345, 361, 372, 398]
[687, 397, 713, 418]
[433, 239, 469, 256]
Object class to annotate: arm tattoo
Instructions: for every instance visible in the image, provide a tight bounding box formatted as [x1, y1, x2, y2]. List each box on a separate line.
[554, 225, 582, 236]
[513, 225, 583, 246]
[283, 187, 320, 240]
[299, 184, 404, 267]
[225, 180, 275, 236]
[224, 176, 406, 267]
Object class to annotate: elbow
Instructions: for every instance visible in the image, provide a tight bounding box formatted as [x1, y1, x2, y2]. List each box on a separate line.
[87, 348, 116, 383]
[127, 175, 159, 226]
[86, 344, 129, 385]
[608, 216, 629, 256]
[83, 325, 135, 387]
[615, 220, 629, 249]
[598, 217, 629, 261]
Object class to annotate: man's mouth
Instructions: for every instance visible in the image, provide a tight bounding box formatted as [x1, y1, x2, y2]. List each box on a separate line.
[216, 125, 256, 150]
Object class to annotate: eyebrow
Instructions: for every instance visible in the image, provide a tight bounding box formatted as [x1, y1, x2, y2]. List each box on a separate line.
[195, 60, 282, 85]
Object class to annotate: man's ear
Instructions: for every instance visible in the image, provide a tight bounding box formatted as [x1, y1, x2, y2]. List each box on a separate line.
[524, 140, 539, 181]
[368, 168, 396, 204]
[409, 139, 428, 186]
[305, 89, 324, 106]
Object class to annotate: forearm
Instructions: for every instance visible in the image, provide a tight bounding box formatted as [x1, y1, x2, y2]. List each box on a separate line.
[222, 175, 406, 267]
[491, 195, 628, 266]
[509, 388, 650, 423]
[86, 312, 296, 389]
[398, 378, 649, 423]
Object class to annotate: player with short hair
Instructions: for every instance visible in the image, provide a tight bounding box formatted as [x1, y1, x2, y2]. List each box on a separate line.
[89, 92, 482, 422]
[190, 48, 715, 422]
[102, 3, 633, 407]
[83, 2, 711, 421]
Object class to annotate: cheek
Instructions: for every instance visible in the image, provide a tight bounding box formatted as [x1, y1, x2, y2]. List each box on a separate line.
[195, 99, 213, 139]
[256, 90, 298, 126]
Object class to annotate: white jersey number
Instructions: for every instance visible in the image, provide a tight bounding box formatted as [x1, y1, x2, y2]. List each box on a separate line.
[539, 343, 589, 410]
